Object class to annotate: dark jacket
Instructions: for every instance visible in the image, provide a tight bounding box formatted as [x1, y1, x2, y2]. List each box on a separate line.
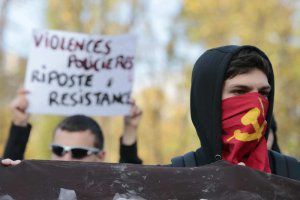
[3, 123, 142, 164]
[171, 45, 300, 181]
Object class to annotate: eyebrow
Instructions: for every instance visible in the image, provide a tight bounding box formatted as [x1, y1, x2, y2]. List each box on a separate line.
[259, 86, 272, 91]
[230, 85, 252, 90]
[230, 85, 271, 91]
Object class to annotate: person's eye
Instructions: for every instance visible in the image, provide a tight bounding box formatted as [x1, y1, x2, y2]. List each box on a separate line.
[259, 91, 270, 97]
[231, 90, 247, 95]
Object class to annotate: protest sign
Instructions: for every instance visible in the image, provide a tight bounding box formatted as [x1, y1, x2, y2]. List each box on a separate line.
[24, 29, 136, 116]
[0, 160, 299, 199]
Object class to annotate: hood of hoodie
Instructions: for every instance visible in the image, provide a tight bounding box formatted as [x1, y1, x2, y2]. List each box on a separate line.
[190, 45, 275, 164]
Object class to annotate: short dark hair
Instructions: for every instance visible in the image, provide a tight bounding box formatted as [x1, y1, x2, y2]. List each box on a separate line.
[55, 115, 104, 149]
[226, 48, 271, 80]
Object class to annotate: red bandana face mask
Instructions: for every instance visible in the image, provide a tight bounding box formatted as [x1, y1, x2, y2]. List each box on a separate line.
[221, 92, 271, 173]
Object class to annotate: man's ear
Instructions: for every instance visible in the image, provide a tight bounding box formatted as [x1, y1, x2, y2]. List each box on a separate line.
[97, 150, 106, 161]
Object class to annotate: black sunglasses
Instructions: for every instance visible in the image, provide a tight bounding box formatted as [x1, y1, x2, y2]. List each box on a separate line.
[50, 144, 100, 159]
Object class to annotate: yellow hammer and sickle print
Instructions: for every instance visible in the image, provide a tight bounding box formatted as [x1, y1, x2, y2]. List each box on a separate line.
[227, 98, 267, 142]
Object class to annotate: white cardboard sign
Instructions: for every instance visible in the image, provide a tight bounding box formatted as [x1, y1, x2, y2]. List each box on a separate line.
[24, 29, 136, 116]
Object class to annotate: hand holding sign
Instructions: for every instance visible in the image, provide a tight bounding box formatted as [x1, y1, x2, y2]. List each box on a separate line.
[25, 30, 136, 116]
[122, 100, 143, 146]
[10, 88, 30, 127]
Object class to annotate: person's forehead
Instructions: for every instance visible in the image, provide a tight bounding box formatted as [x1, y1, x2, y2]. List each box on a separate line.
[53, 129, 96, 147]
[224, 69, 270, 87]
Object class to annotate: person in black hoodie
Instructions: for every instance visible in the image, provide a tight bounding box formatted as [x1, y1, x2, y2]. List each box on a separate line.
[171, 45, 299, 181]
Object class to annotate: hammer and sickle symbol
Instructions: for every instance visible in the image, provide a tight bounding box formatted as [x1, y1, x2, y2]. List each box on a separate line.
[227, 103, 267, 142]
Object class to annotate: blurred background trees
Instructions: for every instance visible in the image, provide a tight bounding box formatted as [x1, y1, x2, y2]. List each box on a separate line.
[0, 0, 299, 164]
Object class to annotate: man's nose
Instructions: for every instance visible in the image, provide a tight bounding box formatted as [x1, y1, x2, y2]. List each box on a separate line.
[60, 151, 73, 161]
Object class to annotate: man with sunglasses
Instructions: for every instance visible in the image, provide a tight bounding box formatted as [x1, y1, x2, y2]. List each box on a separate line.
[2, 89, 143, 163]
[49, 115, 106, 162]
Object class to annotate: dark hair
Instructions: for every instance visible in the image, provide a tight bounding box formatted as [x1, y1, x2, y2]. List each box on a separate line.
[226, 48, 271, 80]
[55, 115, 104, 149]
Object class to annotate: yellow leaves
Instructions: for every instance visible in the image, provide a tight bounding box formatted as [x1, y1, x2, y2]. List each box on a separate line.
[181, 0, 294, 48]
[61, 12, 73, 25]
[132, 87, 199, 164]
[47, 0, 131, 34]
[183, 0, 202, 16]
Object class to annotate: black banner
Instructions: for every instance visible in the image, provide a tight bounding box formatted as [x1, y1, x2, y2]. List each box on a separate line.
[0, 160, 299, 199]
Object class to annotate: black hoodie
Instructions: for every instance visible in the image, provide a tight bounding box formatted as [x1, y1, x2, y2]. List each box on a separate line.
[171, 45, 300, 181]
[190, 45, 274, 164]
[270, 116, 281, 153]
